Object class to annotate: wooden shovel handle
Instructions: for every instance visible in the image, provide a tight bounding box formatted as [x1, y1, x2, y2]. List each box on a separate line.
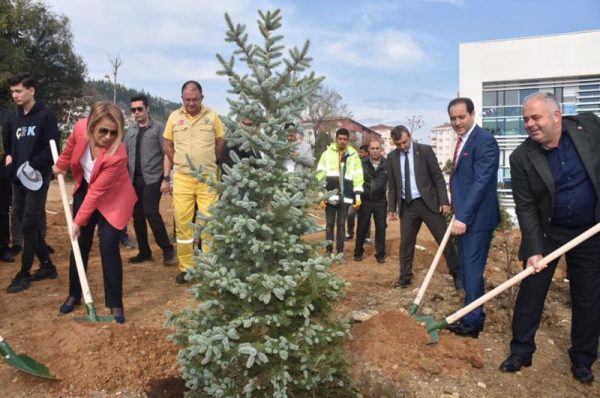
[413, 215, 455, 307]
[446, 222, 600, 325]
[50, 140, 94, 305]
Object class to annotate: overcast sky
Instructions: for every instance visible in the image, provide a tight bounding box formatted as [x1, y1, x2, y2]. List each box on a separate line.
[46, 0, 600, 141]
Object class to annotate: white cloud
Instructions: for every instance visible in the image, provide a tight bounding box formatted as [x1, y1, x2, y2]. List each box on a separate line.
[321, 30, 425, 70]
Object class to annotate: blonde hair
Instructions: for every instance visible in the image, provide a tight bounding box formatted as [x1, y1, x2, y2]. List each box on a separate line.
[87, 101, 125, 155]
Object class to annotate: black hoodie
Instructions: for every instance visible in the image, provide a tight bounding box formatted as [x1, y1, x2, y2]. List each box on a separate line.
[3, 100, 59, 181]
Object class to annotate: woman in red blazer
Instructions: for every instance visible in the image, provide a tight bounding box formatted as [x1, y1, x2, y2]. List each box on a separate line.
[53, 102, 136, 323]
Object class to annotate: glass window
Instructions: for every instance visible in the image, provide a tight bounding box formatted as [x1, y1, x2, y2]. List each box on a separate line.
[554, 87, 563, 103]
[520, 88, 538, 104]
[504, 106, 521, 117]
[505, 90, 519, 105]
[497, 91, 505, 106]
[483, 91, 497, 107]
[482, 119, 497, 135]
[505, 118, 520, 135]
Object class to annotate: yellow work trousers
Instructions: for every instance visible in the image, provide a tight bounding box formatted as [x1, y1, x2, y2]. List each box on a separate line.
[173, 172, 217, 272]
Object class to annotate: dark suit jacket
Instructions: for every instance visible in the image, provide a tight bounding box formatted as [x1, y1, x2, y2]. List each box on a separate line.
[510, 113, 600, 261]
[450, 125, 499, 232]
[387, 142, 448, 215]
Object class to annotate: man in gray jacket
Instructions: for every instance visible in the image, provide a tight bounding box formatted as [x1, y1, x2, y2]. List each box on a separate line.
[125, 94, 176, 265]
[283, 123, 314, 173]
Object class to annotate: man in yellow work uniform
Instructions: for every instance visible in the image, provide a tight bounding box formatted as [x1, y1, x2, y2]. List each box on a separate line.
[164, 80, 224, 284]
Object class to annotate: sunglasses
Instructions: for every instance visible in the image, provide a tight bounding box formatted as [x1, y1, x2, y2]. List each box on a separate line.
[131, 106, 145, 113]
[98, 127, 118, 137]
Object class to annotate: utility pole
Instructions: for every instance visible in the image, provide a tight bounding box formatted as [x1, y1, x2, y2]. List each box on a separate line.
[106, 56, 123, 104]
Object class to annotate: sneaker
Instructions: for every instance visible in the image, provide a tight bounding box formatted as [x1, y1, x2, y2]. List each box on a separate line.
[344, 234, 353, 241]
[31, 263, 58, 281]
[365, 237, 372, 245]
[7, 272, 31, 293]
[128, 253, 153, 264]
[120, 237, 137, 249]
[175, 272, 188, 284]
[163, 248, 177, 266]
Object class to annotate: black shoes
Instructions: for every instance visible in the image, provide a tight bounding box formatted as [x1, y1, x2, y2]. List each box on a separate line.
[175, 272, 188, 284]
[59, 296, 82, 314]
[163, 247, 177, 266]
[0, 250, 15, 262]
[344, 234, 353, 241]
[376, 257, 385, 264]
[7, 272, 31, 293]
[354, 254, 364, 262]
[499, 354, 532, 372]
[31, 263, 58, 281]
[128, 253, 153, 264]
[394, 278, 411, 288]
[111, 307, 126, 324]
[446, 320, 483, 338]
[572, 363, 594, 384]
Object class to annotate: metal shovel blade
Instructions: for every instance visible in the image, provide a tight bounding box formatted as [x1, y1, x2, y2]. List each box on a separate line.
[73, 303, 115, 323]
[0, 337, 59, 380]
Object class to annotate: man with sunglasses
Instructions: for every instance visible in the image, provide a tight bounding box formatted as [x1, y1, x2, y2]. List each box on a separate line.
[3, 73, 58, 293]
[164, 81, 224, 284]
[124, 94, 176, 267]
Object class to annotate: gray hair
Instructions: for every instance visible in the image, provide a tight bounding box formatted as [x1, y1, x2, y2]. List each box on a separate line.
[523, 91, 561, 112]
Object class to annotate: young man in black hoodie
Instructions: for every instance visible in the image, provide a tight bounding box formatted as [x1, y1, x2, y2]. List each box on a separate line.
[4, 73, 58, 293]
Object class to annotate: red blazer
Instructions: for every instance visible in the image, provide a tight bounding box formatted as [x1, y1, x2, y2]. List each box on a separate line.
[56, 118, 136, 229]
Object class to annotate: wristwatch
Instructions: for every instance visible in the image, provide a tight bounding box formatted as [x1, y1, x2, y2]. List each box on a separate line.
[163, 175, 171, 183]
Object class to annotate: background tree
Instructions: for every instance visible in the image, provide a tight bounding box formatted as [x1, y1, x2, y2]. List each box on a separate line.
[167, 9, 353, 397]
[0, 0, 86, 119]
[406, 114, 424, 134]
[304, 86, 352, 162]
[443, 158, 453, 176]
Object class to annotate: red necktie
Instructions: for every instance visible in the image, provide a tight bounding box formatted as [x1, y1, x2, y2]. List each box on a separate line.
[452, 137, 463, 171]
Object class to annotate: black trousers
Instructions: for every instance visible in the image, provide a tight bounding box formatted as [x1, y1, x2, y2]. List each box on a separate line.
[354, 198, 387, 259]
[0, 179, 11, 251]
[510, 223, 600, 368]
[132, 178, 172, 255]
[325, 203, 349, 253]
[68, 180, 123, 308]
[399, 198, 460, 280]
[13, 177, 51, 274]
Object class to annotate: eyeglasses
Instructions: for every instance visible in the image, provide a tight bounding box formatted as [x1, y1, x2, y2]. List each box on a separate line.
[131, 106, 145, 113]
[98, 127, 118, 137]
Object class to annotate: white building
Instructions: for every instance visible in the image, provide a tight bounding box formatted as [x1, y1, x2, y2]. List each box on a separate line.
[459, 30, 600, 208]
[429, 123, 457, 169]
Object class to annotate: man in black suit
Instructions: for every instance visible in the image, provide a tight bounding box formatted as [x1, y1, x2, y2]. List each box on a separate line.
[387, 125, 461, 289]
[499, 92, 600, 384]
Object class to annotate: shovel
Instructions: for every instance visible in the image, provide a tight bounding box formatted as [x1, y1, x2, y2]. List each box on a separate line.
[0, 335, 58, 379]
[409, 215, 455, 318]
[50, 140, 114, 323]
[423, 222, 600, 343]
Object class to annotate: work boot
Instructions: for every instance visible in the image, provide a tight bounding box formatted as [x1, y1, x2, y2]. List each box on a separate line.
[7, 271, 31, 293]
[175, 272, 188, 284]
[163, 247, 177, 266]
[31, 262, 58, 281]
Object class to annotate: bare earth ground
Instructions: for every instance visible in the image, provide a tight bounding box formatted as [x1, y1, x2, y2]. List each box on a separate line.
[0, 180, 598, 397]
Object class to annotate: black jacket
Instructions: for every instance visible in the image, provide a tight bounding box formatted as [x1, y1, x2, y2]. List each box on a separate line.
[360, 156, 388, 201]
[3, 100, 59, 181]
[510, 112, 600, 260]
